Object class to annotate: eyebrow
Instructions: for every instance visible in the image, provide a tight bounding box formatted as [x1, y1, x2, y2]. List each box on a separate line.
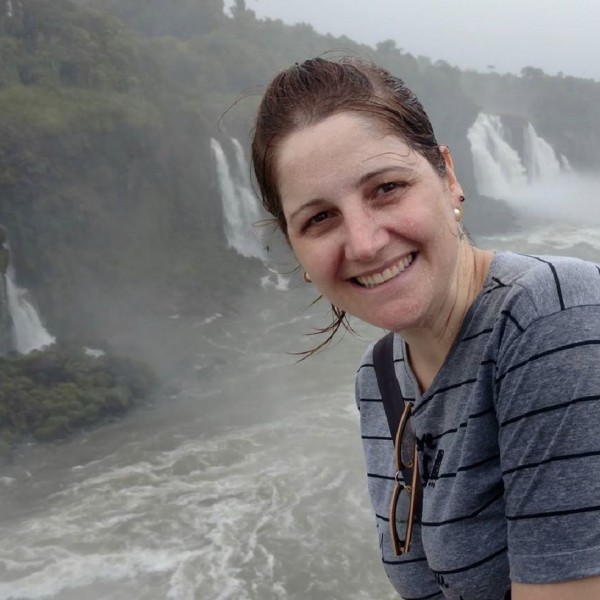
[356, 165, 413, 187]
[287, 165, 414, 225]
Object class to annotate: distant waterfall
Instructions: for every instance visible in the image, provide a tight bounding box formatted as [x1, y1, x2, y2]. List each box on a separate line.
[6, 269, 55, 354]
[467, 113, 573, 199]
[211, 138, 290, 291]
[468, 112, 600, 224]
[210, 138, 266, 260]
[467, 114, 528, 199]
[522, 122, 563, 181]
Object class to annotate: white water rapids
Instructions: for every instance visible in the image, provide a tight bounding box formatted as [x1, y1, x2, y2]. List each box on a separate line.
[0, 287, 394, 600]
[3, 223, 600, 600]
[3, 125, 600, 599]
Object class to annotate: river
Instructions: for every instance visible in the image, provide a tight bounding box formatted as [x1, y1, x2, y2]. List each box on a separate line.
[2, 221, 600, 599]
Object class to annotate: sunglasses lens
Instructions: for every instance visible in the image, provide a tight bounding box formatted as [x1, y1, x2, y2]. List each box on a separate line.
[390, 406, 419, 555]
[399, 430, 414, 469]
[389, 482, 412, 554]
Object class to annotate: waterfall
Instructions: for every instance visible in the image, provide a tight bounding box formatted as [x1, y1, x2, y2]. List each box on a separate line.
[467, 113, 528, 199]
[210, 138, 266, 260]
[522, 122, 562, 182]
[6, 269, 55, 354]
[211, 138, 290, 291]
[0, 274, 11, 355]
[467, 112, 571, 199]
[468, 112, 600, 225]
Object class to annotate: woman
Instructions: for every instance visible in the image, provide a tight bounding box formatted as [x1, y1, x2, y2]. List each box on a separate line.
[251, 57, 600, 600]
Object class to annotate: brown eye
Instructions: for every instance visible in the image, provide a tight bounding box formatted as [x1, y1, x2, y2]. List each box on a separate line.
[378, 182, 400, 195]
[307, 211, 329, 227]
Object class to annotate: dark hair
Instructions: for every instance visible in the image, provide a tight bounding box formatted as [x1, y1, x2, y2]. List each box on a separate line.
[251, 57, 445, 356]
[252, 56, 445, 236]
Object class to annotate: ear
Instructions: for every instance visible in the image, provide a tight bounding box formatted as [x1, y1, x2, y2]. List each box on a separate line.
[439, 145, 464, 205]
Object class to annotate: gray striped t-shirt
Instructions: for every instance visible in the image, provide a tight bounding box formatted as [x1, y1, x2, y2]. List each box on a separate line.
[355, 252, 600, 600]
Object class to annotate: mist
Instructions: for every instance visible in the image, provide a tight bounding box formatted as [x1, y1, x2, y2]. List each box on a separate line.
[1, 1, 600, 598]
[237, 0, 600, 81]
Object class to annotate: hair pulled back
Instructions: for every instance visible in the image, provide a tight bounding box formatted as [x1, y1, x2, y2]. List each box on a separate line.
[252, 56, 445, 237]
[251, 57, 445, 357]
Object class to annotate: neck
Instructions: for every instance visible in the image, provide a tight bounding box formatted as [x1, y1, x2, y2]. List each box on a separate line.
[403, 244, 493, 392]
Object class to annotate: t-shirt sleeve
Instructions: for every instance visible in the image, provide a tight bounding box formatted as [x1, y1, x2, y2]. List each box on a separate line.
[494, 304, 600, 583]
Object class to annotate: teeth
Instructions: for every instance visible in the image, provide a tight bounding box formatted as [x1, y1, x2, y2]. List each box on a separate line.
[355, 254, 414, 288]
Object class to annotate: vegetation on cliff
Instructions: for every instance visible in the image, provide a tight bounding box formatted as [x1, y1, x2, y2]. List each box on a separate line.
[2, 0, 598, 353]
[0, 1, 599, 435]
[0, 344, 156, 453]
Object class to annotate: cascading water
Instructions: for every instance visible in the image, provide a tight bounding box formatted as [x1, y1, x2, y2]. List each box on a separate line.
[467, 113, 528, 199]
[210, 138, 265, 260]
[6, 268, 55, 354]
[0, 278, 11, 355]
[467, 112, 600, 226]
[522, 122, 562, 181]
[211, 138, 290, 290]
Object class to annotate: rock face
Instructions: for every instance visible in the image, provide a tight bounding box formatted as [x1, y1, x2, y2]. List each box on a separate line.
[0, 226, 13, 355]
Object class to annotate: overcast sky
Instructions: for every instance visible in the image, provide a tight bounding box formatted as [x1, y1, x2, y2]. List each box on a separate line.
[235, 0, 598, 81]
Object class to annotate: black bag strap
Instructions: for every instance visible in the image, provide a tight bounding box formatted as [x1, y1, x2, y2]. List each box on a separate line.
[372, 331, 405, 439]
[372, 331, 421, 515]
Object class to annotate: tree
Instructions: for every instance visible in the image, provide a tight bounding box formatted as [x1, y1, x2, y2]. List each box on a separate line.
[521, 66, 545, 79]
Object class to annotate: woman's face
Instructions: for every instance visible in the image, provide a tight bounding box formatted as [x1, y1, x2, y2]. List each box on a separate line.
[276, 111, 464, 333]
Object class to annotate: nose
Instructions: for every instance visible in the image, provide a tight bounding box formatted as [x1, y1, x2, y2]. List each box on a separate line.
[343, 207, 389, 262]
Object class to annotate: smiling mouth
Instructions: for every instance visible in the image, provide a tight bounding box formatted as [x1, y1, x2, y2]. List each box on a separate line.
[354, 253, 416, 288]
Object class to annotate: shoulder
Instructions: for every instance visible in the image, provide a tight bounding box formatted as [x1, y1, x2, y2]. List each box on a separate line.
[354, 332, 404, 407]
[489, 252, 600, 330]
[355, 339, 377, 408]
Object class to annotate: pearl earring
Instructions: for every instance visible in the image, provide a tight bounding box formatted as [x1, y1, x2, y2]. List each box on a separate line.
[303, 271, 312, 283]
[454, 206, 463, 222]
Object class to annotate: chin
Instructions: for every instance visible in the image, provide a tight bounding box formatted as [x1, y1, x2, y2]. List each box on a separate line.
[351, 304, 423, 332]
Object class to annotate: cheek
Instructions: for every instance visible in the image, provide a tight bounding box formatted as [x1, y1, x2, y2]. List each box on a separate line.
[399, 216, 419, 238]
[395, 204, 436, 240]
[297, 246, 340, 283]
[288, 238, 319, 273]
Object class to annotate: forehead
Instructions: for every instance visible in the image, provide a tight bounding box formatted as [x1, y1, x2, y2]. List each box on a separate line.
[276, 112, 419, 199]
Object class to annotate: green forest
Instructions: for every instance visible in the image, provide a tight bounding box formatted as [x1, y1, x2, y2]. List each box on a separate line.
[0, 345, 155, 451]
[1, 0, 600, 447]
